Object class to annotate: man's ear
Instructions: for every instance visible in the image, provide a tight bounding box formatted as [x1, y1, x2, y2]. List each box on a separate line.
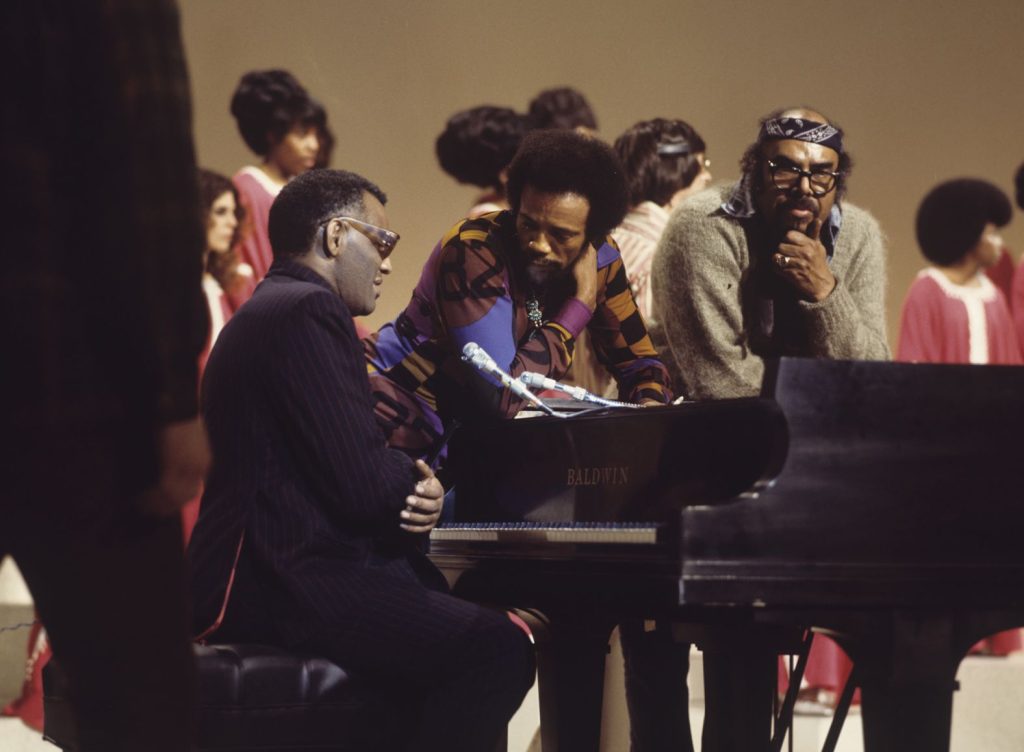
[322, 219, 345, 259]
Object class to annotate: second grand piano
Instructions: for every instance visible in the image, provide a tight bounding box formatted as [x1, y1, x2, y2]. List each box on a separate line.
[429, 357, 1024, 752]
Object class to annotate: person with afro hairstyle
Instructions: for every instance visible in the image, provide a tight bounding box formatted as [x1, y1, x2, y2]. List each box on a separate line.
[229, 69, 327, 282]
[365, 129, 671, 461]
[897, 178, 1022, 365]
[436, 105, 527, 218]
[527, 86, 599, 136]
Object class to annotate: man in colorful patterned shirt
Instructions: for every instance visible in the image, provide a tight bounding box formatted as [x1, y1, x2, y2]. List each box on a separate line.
[366, 130, 671, 460]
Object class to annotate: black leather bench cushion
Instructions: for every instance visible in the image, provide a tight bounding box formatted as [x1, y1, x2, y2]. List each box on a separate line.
[43, 643, 408, 752]
[194, 643, 406, 751]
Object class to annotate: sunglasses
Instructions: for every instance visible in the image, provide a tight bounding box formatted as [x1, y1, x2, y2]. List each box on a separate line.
[324, 216, 400, 258]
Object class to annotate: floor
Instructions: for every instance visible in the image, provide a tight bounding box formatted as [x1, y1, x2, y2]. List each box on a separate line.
[4, 555, 1024, 751]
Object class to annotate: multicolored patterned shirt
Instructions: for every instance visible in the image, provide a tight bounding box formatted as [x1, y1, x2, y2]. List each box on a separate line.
[365, 210, 671, 459]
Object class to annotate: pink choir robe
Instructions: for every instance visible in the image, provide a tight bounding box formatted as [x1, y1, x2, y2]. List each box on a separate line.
[233, 166, 281, 283]
[223, 262, 257, 313]
[898, 268, 1022, 365]
[181, 275, 236, 544]
[1013, 256, 1024, 351]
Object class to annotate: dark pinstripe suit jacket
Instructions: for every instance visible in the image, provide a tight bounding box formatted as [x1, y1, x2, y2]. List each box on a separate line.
[188, 259, 417, 645]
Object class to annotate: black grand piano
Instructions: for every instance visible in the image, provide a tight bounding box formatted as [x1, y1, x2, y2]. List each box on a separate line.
[428, 357, 1024, 752]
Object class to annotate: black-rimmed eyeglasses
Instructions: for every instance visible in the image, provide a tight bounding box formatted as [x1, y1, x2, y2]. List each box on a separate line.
[766, 159, 839, 197]
[324, 216, 400, 258]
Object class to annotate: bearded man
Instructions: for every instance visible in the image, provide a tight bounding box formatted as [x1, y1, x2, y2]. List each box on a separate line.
[367, 129, 671, 461]
[653, 106, 889, 401]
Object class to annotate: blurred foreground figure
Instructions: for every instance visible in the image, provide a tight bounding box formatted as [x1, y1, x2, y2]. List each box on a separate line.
[0, 2, 209, 750]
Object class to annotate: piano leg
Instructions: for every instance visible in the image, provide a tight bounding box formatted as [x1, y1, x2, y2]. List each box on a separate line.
[522, 610, 617, 752]
[676, 622, 803, 752]
[700, 647, 777, 752]
[844, 612, 964, 752]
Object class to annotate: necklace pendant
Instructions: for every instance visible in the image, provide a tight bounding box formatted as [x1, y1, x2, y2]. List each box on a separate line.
[526, 297, 544, 328]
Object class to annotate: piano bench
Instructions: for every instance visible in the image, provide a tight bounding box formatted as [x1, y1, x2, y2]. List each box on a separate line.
[41, 643, 406, 751]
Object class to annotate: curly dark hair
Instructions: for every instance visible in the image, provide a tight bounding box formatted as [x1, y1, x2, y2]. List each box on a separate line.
[527, 87, 598, 131]
[738, 106, 854, 202]
[198, 168, 249, 293]
[269, 169, 387, 258]
[614, 118, 707, 208]
[916, 178, 1011, 266]
[435, 105, 527, 191]
[506, 130, 627, 241]
[230, 69, 327, 157]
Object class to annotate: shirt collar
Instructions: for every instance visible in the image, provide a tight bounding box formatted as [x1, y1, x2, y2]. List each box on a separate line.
[266, 257, 335, 291]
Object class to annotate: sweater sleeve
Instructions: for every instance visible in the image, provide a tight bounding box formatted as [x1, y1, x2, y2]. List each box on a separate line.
[796, 213, 891, 360]
[652, 206, 765, 400]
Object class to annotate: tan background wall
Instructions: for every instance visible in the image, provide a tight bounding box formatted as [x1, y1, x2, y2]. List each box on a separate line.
[180, 0, 1024, 345]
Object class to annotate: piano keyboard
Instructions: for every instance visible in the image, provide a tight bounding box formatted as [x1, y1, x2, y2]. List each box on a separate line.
[430, 522, 660, 545]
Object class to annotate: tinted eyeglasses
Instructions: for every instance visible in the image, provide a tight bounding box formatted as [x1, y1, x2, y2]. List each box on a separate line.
[326, 216, 400, 258]
[766, 159, 839, 197]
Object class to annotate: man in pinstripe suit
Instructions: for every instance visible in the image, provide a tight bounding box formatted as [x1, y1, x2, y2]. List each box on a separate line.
[188, 169, 535, 751]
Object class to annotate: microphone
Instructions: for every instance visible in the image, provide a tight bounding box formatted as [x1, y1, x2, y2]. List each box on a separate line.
[461, 343, 558, 416]
[519, 372, 641, 409]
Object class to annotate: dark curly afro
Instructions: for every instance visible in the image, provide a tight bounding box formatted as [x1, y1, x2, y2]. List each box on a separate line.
[916, 178, 1011, 266]
[506, 129, 627, 241]
[230, 69, 326, 156]
[435, 105, 527, 190]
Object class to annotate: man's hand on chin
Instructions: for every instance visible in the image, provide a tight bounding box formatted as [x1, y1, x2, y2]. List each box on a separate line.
[400, 459, 444, 534]
[772, 217, 837, 302]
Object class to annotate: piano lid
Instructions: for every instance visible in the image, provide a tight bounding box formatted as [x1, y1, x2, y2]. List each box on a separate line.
[680, 357, 1024, 608]
[446, 398, 788, 525]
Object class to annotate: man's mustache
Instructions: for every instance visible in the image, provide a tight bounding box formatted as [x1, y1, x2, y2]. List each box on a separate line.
[782, 196, 818, 213]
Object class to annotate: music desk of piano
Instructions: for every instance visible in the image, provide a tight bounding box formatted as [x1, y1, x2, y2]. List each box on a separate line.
[428, 357, 1024, 752]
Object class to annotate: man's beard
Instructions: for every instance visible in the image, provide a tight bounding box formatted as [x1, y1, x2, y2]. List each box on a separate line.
[525, 262, 569, 289]
[776, 196, 819, 233]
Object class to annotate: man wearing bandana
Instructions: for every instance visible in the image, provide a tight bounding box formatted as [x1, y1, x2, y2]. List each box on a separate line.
[652, 106, 889, 401]
[646, 108, 889, 751]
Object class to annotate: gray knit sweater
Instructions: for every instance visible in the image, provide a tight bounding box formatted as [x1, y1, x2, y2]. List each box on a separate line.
[651, 184, 890, 400]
